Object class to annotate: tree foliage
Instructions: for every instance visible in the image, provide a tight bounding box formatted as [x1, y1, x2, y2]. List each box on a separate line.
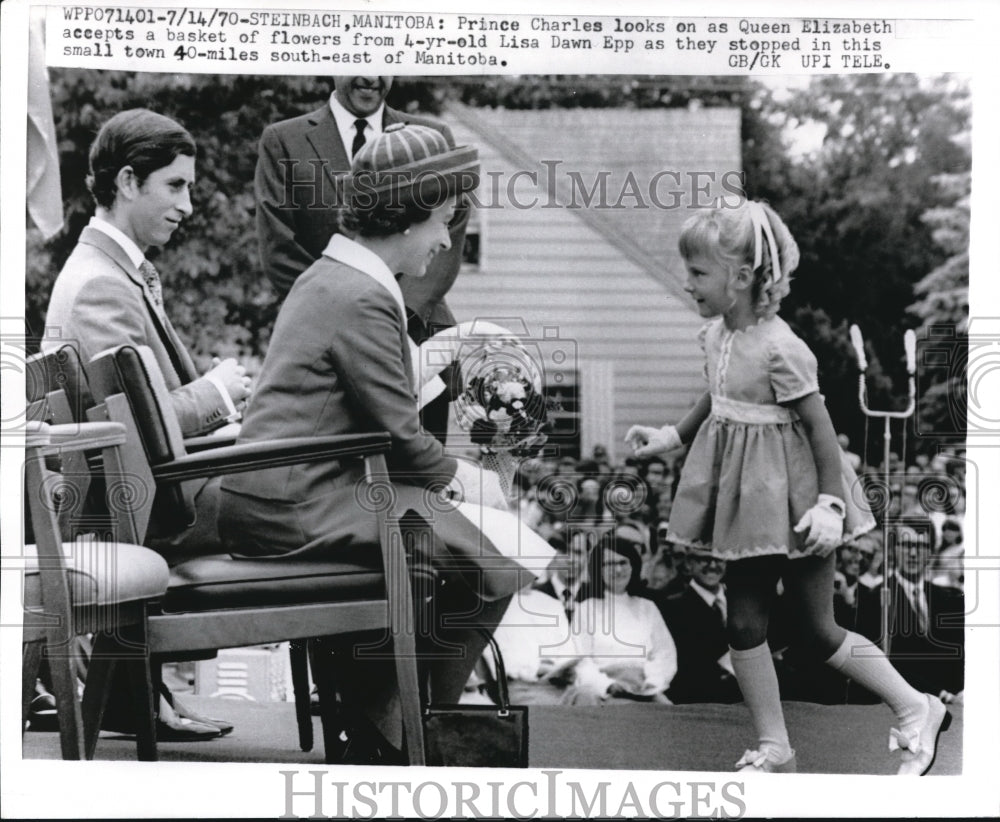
[27, 72, 969, 455]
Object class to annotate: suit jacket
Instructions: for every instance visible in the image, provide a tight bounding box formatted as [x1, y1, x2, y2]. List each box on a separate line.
[254, 102, 469, 440]
[851, 575, 965, 698]
[220, 256, 457, 537]
[42, 226, 230, 437]
[658, 586, 741, 704]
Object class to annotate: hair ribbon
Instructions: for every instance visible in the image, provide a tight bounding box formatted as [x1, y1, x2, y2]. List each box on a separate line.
[748, 201, 782, 284]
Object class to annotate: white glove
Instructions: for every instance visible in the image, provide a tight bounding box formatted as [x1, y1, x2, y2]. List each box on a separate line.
[793, 494, 845, 554]
[448, 459, 509, 512]
[625, 424, 682, 458]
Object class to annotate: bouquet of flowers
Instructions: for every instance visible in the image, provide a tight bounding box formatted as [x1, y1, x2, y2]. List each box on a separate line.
[454, 337, 550, 497]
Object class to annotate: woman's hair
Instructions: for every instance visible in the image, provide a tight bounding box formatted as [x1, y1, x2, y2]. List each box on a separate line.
[591, 531, 645, 597]
[678, 200, 800, 319]
[86, 109, 196, 210]
[337, 196, 443, 238]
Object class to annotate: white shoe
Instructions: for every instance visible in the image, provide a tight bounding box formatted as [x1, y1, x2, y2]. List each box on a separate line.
[891, 694, 952, 776]
[735, 747, 797, 773]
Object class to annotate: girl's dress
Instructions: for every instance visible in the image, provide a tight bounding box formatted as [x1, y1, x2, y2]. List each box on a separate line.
[667, 316, 875, 561]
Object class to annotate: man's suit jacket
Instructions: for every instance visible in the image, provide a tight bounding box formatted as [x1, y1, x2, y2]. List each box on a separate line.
[658, 586, 741, 704]
[255, 102, 469, 303]
[255, 103, 470, 441]
[43, 226, 230, 437]
[851, 575, 965, 698]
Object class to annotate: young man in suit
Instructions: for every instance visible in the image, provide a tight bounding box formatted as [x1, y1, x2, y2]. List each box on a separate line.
[44, 109, 250, 437]
[254, 76, 467, 442]
[42, 108, 249, 741]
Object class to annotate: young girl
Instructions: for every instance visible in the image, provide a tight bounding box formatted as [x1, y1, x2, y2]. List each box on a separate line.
[626, 200, 950, 775]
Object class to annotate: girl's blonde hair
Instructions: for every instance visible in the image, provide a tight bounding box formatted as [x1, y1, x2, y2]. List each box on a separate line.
[678, 201, 800, 319]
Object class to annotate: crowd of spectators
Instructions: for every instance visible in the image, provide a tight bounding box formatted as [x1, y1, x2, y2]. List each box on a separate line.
[475, 438, 967, 708]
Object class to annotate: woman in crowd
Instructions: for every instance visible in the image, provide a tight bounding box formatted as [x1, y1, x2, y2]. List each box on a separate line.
[567, 532, 678, 704]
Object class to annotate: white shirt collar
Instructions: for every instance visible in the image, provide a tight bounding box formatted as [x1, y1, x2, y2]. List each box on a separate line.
[893, 570, 925, 598]
[322, 234, 406, 321]
[689, 578, 726, 611]
[89, 215, 145, 271]
[329, 92, 385, 159]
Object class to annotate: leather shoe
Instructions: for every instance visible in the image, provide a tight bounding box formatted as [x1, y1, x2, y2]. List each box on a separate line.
[172, 696, 234, 736]
[893, 694, 952, 775]
[26, 693, 59, 732]
[155, 716, 223, 742]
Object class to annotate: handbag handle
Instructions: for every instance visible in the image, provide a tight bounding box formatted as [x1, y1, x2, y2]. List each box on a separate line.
[478, 628, 511, 713]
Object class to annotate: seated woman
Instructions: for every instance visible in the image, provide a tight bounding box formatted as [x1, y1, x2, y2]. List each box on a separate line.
[566, 531, 678, 704]
[218, 123, 553, 757]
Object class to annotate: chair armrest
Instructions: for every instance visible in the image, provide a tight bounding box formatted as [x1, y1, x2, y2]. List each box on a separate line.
[26, 421, 127, 456]
[184, 433, 239, 453]
[151, 432, 391, 483]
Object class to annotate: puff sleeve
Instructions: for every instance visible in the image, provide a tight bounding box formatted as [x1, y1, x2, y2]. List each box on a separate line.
[768, 332, 820, 403]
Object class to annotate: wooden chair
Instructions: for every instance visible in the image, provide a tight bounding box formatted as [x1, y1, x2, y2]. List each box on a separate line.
[83, 344, 426, 763]
[27, 346, 314, 749]
[22, 421, 170, 759]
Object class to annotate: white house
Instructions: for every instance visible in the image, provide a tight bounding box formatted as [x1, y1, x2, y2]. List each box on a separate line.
[443, 104, 742, 463]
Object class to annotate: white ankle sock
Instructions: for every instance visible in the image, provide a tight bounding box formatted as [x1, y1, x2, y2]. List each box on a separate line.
[730, 642, 792, 761]
[825, 631, 926, 729]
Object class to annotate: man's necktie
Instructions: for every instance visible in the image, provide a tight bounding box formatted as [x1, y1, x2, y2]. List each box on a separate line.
[712, 597, 727, 625]
[139, 259, 164, 311]
[351, 118, 367, 157]
[561, 588, 574, 616]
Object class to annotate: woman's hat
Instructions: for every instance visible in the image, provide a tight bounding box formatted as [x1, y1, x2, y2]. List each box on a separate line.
[345, 122, 479, 211]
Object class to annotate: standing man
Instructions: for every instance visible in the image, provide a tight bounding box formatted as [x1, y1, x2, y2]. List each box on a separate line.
[43, 108, 249, 741]
[255, 76, 468, 441]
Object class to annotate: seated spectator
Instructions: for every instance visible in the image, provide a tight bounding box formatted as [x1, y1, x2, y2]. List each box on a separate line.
[930, 518, 964, 591]
[660, 550, 741, 704]
[833, 541, 863, 615]
[533, 527, 597, 618]
[856, 531, 884, 590]
[564, 532, 677, 704]
[848, 519, 965, 702]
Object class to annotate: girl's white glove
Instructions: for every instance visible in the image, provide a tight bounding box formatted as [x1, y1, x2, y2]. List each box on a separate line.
[624, 424, 682, 458]
[793, 494, 846, 554]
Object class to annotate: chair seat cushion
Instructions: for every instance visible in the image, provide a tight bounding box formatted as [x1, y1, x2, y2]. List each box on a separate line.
[162, 550, 389, 613]
[23, 541, 170, 608]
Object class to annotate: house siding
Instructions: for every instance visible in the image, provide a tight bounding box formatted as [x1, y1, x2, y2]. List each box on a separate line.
[442, 105, 741, 463]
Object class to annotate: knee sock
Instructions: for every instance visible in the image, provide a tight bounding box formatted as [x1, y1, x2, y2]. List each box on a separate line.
[730, 642, 792, 761]
[825, 631, 927, 730]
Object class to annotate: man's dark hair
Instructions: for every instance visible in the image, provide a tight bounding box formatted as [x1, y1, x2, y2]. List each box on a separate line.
[87, 108, 196, 209]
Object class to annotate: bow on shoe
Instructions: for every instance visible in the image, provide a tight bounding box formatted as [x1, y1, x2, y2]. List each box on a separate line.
[888, 727, 921, 755]
[735, 749, 769, 769]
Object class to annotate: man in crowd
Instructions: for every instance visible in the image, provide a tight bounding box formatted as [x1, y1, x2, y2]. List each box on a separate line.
[42, 108, 248, 741]
[254, 76, 468, 442]
[660, 550, 741, 704]
[850, 519, 965, 703]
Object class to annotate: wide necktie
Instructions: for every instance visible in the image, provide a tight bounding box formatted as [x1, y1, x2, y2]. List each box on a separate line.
[351, 118, 367, 157]
[561, 587, 574, 617]
[139, 259, 164, 311]
[713, 597, 727, 625]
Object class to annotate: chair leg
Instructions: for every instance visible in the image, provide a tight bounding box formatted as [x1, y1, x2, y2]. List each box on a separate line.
[82, 631, 119, 760]
[392, 625, 426, 766]
[46, 638, 85, 759]
[120, 622, 157, 762]
[22, 641, 44, 732]
[309, 640, 350, 765]
[289, 640, 314, 752]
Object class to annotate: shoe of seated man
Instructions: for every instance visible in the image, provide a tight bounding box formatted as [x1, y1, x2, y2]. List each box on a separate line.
[26, 692, 59, 733]
[170, 694, 234, 736]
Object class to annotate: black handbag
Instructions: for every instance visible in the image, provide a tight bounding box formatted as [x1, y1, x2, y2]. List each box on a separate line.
[423, 631, 528, 767]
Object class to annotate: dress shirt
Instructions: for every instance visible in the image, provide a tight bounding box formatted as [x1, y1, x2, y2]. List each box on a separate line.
[689, 579, 727, 622]
[329, 93, 385, 160]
